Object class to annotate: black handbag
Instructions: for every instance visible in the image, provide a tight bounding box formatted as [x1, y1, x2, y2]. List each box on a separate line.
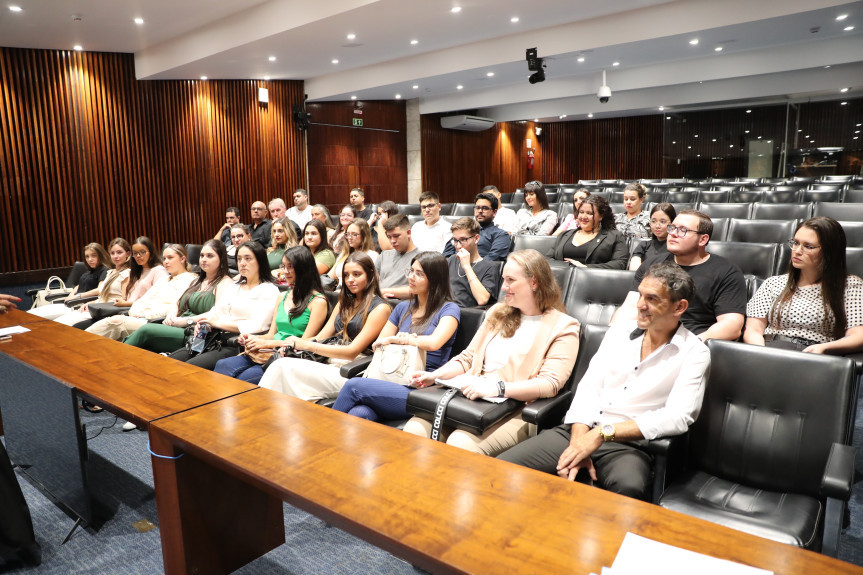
[87, 302, 128, 321]
[183, 325, 233, 356]
[406, 385, 520, 437]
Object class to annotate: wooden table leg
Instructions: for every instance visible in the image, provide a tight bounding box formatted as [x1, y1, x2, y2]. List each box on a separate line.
[150, 427, 285, 575]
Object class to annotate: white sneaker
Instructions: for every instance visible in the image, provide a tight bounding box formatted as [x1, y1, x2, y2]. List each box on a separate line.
[122, 421, 137, 432]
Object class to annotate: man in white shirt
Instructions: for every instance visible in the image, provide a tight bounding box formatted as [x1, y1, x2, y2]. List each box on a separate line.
[286, 188, 313, 229]
[498, 261, 710, 501]
[483, 185, 518, 235]
[410, 191, 451, 253]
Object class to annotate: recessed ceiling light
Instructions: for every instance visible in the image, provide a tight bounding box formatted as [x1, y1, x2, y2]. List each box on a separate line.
[745, 130, 750, 133]
[612, 61, 620, 67]
[687, 146, 692, 149]
[347, 33, 356, 40]
[559, 114, 567, 119]
[841, 101, 848, 105]
[269, 56, 276, 62]
[840, 87, 849, 92]
[332, 59, 339, 64]
[264, 76, 270, 81]
[200, 76, 207, 80]
[395, 94, 401, 99]
[666, 116, 671, 120]
[824, 65, 832, 68]
[689, 38, 699, 45]
[451, 6, 462, 13]
[658, 106, 664, 111]
[577, 56, 585, 63]
[534, 118, 539, 122]
[855, 136, 860, 140]
[486, 72, 494, 77]
[9, 6, 22, 12]
[746, 109, 752, 113]
[412, 85, 419, 90]
[73, 45, 83, 51]
[757, 136, 762, 139]
[410, 39, 418, 45]
[587, 113, 593, 118]
[837, 14, 848, 21]
[729, 144, 734, 148]
[714, 46, 723, 52]
[672, 141, 676, 144]
[697, 154, 701, 157]
[134, 17, 144, 25]
[694, 134, 699, 138]
[844, 26, 855, 31]
[350, 95, 357, 100]
[712, 138, 716, 142]
[511, 16, 519, 23]
[456, 85, 463, 90]
[857, 123, 862, 127]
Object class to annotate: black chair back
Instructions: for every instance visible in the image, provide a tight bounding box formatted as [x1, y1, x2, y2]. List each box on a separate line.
[846, 247, 863, 277]
[709, 218, 729, 242]
[705, 241, 778, 280]
[67, 261, 88, 287]
[838, 221, 863, 247]
[730, 190, 764, 203]
[511, 235, 557, 258]
[450, 307, 486, 358]
[763, 190, 800, 203]
[697, 190, 730, 203]
[801, 189, 842, 203]
[563, 268, 635, 326]
[727, 219, 797, 244]
[750, 202, 812, 220]
[814, 202, 863, 222]
[570, 323, 609, 389]
[440, 203, 456, 216]
[451, 203, 475, 217]
[397, 203, 422, 215]
[184, 244, 203, 267]
[697, 202, 751, 219]
[406, 214, 424, 227]
[666, 191, 695, 203]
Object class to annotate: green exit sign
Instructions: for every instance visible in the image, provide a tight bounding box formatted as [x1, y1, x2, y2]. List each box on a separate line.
[352, 118, 363, 127]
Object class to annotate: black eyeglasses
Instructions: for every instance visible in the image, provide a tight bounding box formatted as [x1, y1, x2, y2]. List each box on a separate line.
[474, 205, 493, 212]
[667, 224, 699, 237]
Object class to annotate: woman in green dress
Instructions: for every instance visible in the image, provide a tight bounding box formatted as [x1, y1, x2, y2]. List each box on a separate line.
[123, 240, 233, 353]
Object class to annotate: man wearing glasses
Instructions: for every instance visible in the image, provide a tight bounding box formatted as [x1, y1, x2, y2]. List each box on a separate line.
[249, 201, 272, 247]
[442, 192, 511, 261]
[447, 217, 499, 308]
[410, 191, 452, 253]
[613, 210, 746, 342]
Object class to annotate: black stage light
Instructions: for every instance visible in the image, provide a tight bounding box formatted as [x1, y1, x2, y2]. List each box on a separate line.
[292, 105, 311, 130]
[529, 69, 545, 84]
[526, 47, 541, 71]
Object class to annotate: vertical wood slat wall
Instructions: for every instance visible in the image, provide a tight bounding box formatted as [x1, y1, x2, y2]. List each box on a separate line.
[0, 48, 305, 275]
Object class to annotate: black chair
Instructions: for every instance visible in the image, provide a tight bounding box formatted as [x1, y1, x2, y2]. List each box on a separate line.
[727, 219, 797, 244]
[847, 247, 863, 278]
[609, 203, 626, 214]
[557, 202, 574, 223]
[589, 191, 611, 201]
[709, 218, 729, 242]
[705, 241, 778, 280]
[644, 190, 666, 203]
[546, 191, 559, 204]
[745, 275, 764, 299]
[730, 189, 764, 203]
[499, 192, 514, 203]
[609, 190, 624, 203]
[502, 202, 521, 212]
[696, 190, 730, 203]
[659, 340, 857, 556]
[510, 235, 557, 258]
[751, 202, 813, 221]
[669, 202, 695, 213]
[666, 191, 696, 203]
[815, 202, 863, 222]
[406, 214, 424, 227]
[548, 259, 576, 301]
[838, 221, 863, 247]
[449, 307, 486, 359]
[563, 268, 635, 327]
[184, 244, 203, 267]
[801, 189, 842, 203]
[397, 203, 421, 215]
[763, 190, 800, 203]
[845, 189, 863, 203]
[451, 203, 475, 217]
[696, 202, 751, 219]
[439, 203, 456, 216]
[511, 191, 524, 205]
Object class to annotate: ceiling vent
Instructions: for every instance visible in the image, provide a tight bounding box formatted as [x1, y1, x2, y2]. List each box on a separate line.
[440, 115, 496, 131]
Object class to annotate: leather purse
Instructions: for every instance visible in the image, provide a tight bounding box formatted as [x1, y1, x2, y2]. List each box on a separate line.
[364, 343, 425, 385]
[30, 276, 72, 308]
[87, 303, 128, 321]
[406, 385, 520, 436]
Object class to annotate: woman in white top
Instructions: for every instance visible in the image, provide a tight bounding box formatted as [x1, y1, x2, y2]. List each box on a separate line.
[114, 236, 168, 307]
[86, 244, 197, 340]
[613, 183, 650, 240]
[167, 241, 280, 370]
[744, 216, 863, 354]
[515, 181, 558, 236]
[53, 238, 132, 327]
[329, 218, 379, 288]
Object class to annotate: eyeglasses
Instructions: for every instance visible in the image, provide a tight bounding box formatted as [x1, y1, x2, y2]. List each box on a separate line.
[787, 239, 821, 253]
[132, 251, 148, 257]
[474, 205, 493, 212]
[278, 263, 294, 270]
[667, 224, 700, 237]
[452, 236, 475, 245]
[344, 232, 361, 239]
[420, 203, 438, 211]
[404, 269, 426, 279]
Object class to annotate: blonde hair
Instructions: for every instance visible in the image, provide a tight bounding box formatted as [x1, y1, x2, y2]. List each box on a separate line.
[268, 217, 297, 253]
[336, 218, 375, 262]
[486, 249, 564, 337]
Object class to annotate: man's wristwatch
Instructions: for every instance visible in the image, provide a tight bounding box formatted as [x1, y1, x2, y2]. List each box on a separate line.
[599, 424, 616, 442]
[496, 380, 506, 398]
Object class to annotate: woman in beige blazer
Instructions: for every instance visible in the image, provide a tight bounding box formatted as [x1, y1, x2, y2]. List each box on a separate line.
[407, 249, 580, 456]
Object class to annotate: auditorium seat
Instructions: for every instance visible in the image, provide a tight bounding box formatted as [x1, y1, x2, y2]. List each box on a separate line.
[731, 189, 764, 203]
[709, 218, 729, 242]
[838, 222, 863, 247]
[844, 189, 863, 203]
[763, 190, 800, 203]
[751, 202, 813, 220]
[726, 219, 797, 244]
[644, 190, 666, 203]
[609, 190, 624, 203]
[184, 244, 203, 267]
[697, 202, 751, 219]
[814, 202, 863, 222]
[557, 202, 574, 223]
[801, 188, 842, 203]
[548, 260, 575, 300]
[510, 235, 557, 258]
[666, 191, 696, 203]
[696, 190, 730, 203]
[745, 275, 764, 299]
[559, 190, 575, 204]
[546, 191, 559, 204]
[407, 214, 424, 227]
[450, 203, 475, 217]
[440, 203, 456, 216]
[502, 202, 521, 212]
[511, 191, 525, 205]
[609, 203, 626, 214]
[669, 202, 696, 213]
[660, 340, 857, 557]
[499, 192, 514, 203]
[563, 268, 635, 326]
[397, 203, 421, 215]
[846, 248, 863, 277]
[705, 241, 779, 280]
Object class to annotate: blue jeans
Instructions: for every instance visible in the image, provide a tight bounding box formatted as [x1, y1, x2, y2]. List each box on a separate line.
[332, 378, 412, 422]
[214, 354, 265, 384]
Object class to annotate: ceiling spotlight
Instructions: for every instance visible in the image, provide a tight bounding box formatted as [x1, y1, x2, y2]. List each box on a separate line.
[410, 39, 418, 45]
[672, 141, 676, 144]
[667, 116, 671, 120]
[730, 145, 734, 148]
[712, 138, 716, 142]
[612, 61, 620, 67]
[511, 16, 519, 23]
[714, 46, 723, 52]
[840, 87, 849, 92]
[395, 94, 401, 99]
[412, 85, 419, 90]
[526, 47, 546, 84]
[841, 101, 848, 105]
[73, 45, 83, 51]
[347, 33, 356, 40]
[134, 17, 144, 25]
[694, 134, 699, 138]
[451, 6, 462, 13]
[200, 76, 207, 80]
[825, 65, 832, 68]
[689, 38, 699, 45]
[745, 130, 750, 133]
[269, 56, 276, 62]
[264, 76, 270, 81]
[658, 106, 664, 111]
[587, 113, 593, 118]
[9, 5, 22, 12]
[559, 114, 567, 119]
[837, 14, 848, 21]
[577, 56, 585, 63]
[746, 109, 752, 113]
[350, 95, 357, 100]
[844, 26, 855, 31]
[487, 72, 495, 77]
[457, 85, 463, 90]
[332, 59, 339, 64]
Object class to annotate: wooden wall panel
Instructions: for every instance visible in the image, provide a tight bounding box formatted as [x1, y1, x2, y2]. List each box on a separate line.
[305, 100, 407, 210]
[0, 47, 306, 278]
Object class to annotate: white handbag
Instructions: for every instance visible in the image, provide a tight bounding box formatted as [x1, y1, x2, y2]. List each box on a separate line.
[30, 276, 72, 308]
[364, 343, 425, 385]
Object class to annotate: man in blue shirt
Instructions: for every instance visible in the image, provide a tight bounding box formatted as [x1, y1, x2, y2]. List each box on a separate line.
[442, 192, 511, 261]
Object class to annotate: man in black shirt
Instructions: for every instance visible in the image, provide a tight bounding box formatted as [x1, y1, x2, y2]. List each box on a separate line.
[350, 187, 374, 221]
[249, 201, 271, 247]
[613, 210, 746, 341]
[447, 217, 499, 308]
[442, 193, 511, 261]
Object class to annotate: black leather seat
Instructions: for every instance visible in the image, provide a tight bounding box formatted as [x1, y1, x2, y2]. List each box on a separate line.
[731, 189, 764, 203]
[750, 202, 812, 220]
[815, 202, 863, 222]
[546, 191, 559, 204]
[184, 244, 203, 267]
[26, 261, 88, 305]
[844, 189, 863, 203]
[696, 190, 730, 203]
[397, 203, 421, 215]
[705, 241, 778, 280]
[801, 188, 842, 203]
[696, 202, 751, 219]
[745, 275, 764, 298]
[548, 260, 576, 300]
[406, 214, 424, 227]
[644, 190, 666, 203]
[846, 247, 863, 277]
[727, 219, 797, 244]
[510, 235, 557, 258]
[451, 203, 475, 217]
[763, 189, 801, 203]
[511, 191, 524, 205]
[563, 268, 635, 326]
[440, 203, 455, 216]
[660, 340, 857, 556]
[666, 191, 695, 203]
[839, 221, 863, 248]
[709, 218, 729, 242]
[669, 202, 695, 213]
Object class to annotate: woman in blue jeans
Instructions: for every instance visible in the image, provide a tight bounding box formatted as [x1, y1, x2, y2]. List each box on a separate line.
[333, 252, 460, 421]
[214, 246, 328, 384]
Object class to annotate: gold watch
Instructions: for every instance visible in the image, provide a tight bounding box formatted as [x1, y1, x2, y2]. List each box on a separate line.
[599, 424, 616, 442]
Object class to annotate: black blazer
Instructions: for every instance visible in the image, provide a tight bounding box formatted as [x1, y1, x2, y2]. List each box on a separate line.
[552, 228, 629, 270]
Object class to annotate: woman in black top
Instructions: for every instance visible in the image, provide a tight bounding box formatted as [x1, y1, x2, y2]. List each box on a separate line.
[552, 196, 628, 269]
[629, 203, 676, 271]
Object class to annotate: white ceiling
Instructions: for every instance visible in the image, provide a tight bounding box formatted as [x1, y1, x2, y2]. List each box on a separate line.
[1, 0, 861, 122]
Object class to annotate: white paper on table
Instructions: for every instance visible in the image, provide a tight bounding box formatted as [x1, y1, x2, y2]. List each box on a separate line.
[611, 533, 773, 575]
[434, 375, 508, 403]
[0, 326, 30, 337]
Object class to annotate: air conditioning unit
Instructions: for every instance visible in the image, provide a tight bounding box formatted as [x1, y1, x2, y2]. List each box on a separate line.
[440, 115, 496, 132]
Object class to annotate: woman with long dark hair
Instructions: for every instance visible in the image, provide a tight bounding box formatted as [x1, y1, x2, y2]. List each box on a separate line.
[628, 203, 676, 271]
[744, 216, 863, 353]
[552, 196, 628, 269]
[333, 252, 461, 422]
[114, 236, 167, 307]
[302, 219, 336, 274]
[124, 240, 233, 353]
[214, 246, 329, 384]
[329, 218, 378, 287]
[332, 204, 359, 253]
[515, 181, 558, 236]
[259, 252, 391, 400]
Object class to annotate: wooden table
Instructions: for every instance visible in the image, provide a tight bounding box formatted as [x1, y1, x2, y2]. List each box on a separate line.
[0, 308, 49, 328]
[150, 388, 863, 575]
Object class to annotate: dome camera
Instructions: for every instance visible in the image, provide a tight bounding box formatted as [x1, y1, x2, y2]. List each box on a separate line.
[597, 70, 611, 104]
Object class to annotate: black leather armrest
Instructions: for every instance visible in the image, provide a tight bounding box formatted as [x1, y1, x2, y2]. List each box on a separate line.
[340, 356, 373, 379]
[843, 352, 863, 375]
[25, 287, 40, 296]
[521, 390, 572, 429]
[820, 442, 856, 500]
[65, 295, 97, 307]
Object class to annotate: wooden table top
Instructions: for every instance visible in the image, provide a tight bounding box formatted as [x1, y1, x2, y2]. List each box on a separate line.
[151, 388, 863, 575]
[0, 308, 49, 328]
[0, 318, 256, 426]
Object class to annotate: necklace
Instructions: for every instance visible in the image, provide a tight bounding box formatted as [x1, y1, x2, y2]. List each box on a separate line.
[457, 257, 483, 278]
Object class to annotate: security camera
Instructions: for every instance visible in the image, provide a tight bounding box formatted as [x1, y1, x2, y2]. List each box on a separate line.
[597, 70, 611, 104]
